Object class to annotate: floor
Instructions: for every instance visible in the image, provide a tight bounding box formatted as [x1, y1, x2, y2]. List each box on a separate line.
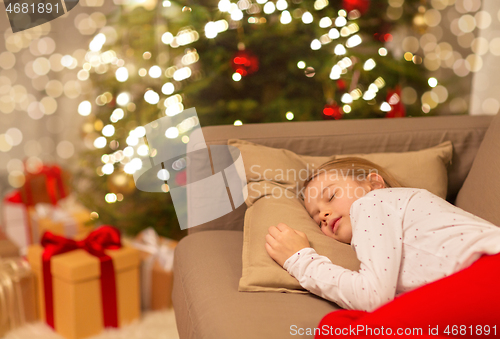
[3, 309, 180, 339]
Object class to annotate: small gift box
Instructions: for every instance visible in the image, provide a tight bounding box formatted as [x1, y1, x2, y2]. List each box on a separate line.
[0, 229, 19, 258]
[20, 164, 71, 207]
[2, 164, 88, 256]
[0, 258, 38, 337]
[131, 227, 177, 310]
[2, 193, 93, 255]
[27, 226, 141, 339]
[28, 195, 93, 244]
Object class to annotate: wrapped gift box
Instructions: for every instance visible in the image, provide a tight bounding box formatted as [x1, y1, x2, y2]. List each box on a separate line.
[131, 228, 177, 310]
[19, 164, 71, 207]
[0, 258, 38, 337]
[0, 229, 19, 258]
[27, 230, 141, 339]
[2, 164, 80, 255]
[28, 196, 93, 244]
[2, 192, 93, 255]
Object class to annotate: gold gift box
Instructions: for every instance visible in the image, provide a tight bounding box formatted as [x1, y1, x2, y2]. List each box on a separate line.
[27, 245, 141, 339]
[28, 205, 93, 244]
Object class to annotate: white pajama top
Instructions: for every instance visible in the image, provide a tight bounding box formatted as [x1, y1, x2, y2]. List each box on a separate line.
[283, 188, 500, 312]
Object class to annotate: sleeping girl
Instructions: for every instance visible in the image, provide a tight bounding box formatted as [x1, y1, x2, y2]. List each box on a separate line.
[265, 157, 500, 336]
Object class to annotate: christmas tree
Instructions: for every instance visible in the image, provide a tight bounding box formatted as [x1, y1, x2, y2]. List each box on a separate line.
[76, 0, 441, 239]
[183, 0, 433, 123]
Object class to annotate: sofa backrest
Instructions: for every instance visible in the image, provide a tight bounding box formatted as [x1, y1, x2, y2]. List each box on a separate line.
[455, 113, 500, 226]
[187, 115, 493, 234]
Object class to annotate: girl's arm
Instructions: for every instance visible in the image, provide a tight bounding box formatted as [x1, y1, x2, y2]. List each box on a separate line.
[284, 198, 403, 312]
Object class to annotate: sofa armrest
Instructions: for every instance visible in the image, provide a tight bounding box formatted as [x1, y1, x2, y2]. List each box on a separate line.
[187, 115, 493, 234]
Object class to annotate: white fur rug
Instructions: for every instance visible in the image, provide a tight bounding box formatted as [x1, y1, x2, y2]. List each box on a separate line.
[3, 309, 180, 339]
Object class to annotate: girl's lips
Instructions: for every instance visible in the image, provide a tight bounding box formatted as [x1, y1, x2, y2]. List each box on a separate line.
[332, 217, 341, 234]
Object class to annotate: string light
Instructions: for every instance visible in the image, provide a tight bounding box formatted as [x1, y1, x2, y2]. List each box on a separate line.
[144, 90, 160, 104]
[380, 102, 392, 112]
[363, 59, 376, 71]
[276, 0, 288, 11]
[311, 39, 321, 50]
[94, 137, 107, 149]
[263, 2, 275, 14]
[319, 17, 333, 28]
[334, 44, 347, 55]
[302, 12, 313, 24]
[232, 73, 242, 81]
[280, 10, 292, 24]
[102, 125, 115, 137]
[149, 66, 162, 78]
[116, 93, 130, 106]
[341, 93, 353, 104]
[162, 82, 175, 95]
[115, 67, 128, 82]
[335, 17, 347, 27]
[78, 101, 92, 116]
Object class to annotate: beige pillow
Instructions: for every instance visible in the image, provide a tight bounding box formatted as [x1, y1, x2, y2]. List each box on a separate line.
[240, 191, 361, 293]
[231, 139, 453, 293]
[229, 139, 453, 203]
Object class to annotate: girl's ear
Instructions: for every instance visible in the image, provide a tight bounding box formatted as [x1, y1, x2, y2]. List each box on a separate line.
[367, 172, 386, 190]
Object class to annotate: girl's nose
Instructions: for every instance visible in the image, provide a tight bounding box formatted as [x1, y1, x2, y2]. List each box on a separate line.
[319, 213, 330, 227]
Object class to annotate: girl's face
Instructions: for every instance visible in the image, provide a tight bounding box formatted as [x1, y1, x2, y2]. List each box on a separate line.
[303, 172, 385, 244]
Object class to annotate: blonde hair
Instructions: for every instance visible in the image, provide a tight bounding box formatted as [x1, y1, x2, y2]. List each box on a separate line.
[303, 157, 404, 190]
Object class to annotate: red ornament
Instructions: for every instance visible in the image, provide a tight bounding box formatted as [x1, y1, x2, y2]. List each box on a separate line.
[342, 0, 370, 15]
[373, 23, 393, 42]
[385, 86, 406, 118]
[336, 79, 347, 91]
[374, 33, 393, 42]
[231, 50, 259, 76]
[323, 103, 343, 120]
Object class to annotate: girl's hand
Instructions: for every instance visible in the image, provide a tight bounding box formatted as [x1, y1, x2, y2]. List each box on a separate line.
[265, 223, 310, 267]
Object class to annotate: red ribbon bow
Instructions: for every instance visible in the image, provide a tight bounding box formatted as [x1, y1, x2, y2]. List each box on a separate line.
[24, 165, 68, 207]
[5, 190, 23, 203]
[41, 226, 121, 329]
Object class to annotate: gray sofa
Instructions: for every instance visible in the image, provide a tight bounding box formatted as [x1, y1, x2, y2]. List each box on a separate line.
[172, 113, 500, 339]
